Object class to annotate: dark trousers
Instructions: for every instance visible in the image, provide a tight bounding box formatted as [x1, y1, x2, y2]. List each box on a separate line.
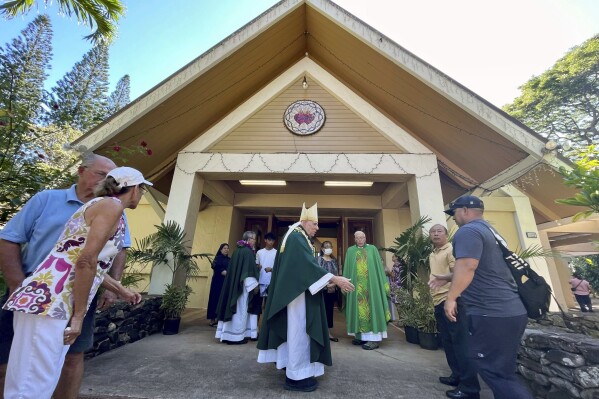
[323, 290, 336, 329]
[434, 300, 480, 394]
[468, 314, 533, 399]
[574, 294, 593, 312]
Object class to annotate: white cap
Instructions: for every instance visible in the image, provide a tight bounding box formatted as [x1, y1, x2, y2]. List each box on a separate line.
[107, 167, 153, 189]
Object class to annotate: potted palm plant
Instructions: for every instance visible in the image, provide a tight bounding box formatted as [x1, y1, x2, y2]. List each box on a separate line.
[383, 216, 434, 344]
[413, 280, 439, 350]
[129, 221, 211, 335]
[395, 287, 419, 344]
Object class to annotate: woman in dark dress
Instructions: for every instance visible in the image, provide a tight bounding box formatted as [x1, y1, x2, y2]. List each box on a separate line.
[207, 243, 230, 326]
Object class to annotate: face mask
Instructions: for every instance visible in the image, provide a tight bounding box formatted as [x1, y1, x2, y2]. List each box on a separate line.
[323, 248, 333, 255]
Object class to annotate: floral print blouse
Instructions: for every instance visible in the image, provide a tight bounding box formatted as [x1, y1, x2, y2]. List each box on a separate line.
[3, 197, 125, 320]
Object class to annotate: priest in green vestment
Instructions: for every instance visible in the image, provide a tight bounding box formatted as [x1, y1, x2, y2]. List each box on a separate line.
[215, 231, 260, 344]
[257, 203, 354, 392]
[343, 230, 390, 350]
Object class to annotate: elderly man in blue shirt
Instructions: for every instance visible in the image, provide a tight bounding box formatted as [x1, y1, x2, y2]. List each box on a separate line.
[0, 152, 131, 399]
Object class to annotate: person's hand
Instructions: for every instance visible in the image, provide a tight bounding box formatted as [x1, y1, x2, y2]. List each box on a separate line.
[119, 287, 142, 305]
[428, 274, 447, 290]
[98, 289, 118, 310]
[444, 298, 458, 322]
[326, 283, 336, 294]
[331, 276, 354, 294]
[265, 267, 272, 273]
[65, 315, 84, 345]
[221, 270, 227, 276]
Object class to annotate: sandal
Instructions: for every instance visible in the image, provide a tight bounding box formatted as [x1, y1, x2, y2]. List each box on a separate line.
[209, 321, 218, 327]
[329, 337, 339, 342]
[362, 341, 379, 350]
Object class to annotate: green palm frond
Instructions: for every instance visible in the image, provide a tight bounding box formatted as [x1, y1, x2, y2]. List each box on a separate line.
[1, 0, 125, 43]
[515, 244, 561, 260]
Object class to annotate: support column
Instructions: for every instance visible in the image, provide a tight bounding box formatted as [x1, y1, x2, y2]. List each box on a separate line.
[148, 166, 204, 294]
[503, 185, 571, 311]
[407, 157, 446, 231]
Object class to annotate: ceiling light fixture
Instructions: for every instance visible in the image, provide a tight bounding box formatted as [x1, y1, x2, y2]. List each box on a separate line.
[239, 180, 287, 186]
[302, 76, 308, 89]
[324, 181, 373, 187]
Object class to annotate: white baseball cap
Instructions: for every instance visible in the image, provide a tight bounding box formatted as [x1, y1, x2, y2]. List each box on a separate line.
[107, 167, 153, 189]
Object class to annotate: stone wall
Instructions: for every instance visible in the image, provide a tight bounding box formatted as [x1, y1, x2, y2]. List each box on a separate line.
[518, 312, 599, 398]
[529, 312, 599, 339]
[85, 295, 164, 359]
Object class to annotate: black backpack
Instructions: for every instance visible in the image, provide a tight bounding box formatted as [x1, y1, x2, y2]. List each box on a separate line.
[486, 226, 552, 319]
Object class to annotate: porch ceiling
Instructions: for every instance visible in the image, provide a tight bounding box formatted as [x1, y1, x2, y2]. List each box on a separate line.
[74, 0, 575, 223]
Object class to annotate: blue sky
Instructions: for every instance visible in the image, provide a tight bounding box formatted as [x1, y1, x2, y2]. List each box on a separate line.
[1, 0, 598, 108]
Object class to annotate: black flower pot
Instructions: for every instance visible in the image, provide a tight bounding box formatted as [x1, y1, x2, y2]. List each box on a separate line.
[404, 325, 419, 344]
[163, 318, 181, 335]
[418, 330, 439, 350]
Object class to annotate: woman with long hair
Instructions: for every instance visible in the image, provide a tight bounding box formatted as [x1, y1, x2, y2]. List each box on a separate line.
[207, 243, 230, 326]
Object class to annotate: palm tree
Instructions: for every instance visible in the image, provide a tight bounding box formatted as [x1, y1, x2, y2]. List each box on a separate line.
[1, 0, 125, 43]
[382, 216, 433, 294]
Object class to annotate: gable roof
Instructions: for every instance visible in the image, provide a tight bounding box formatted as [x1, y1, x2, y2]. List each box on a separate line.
[73, 0, 579, 223]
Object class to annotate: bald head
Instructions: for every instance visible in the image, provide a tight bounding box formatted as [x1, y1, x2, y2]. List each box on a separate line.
[76, 153, 117, 202]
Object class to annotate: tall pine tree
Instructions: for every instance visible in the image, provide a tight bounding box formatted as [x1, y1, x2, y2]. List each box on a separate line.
[107, 74, 130, 115]
[48, 44, 110, 131]
[0, 15, 54, 222]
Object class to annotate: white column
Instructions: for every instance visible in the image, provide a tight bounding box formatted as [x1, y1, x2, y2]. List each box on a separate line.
[406, 157, 446, 231]
[148, 164, 204, 294]
[503, 185, 569, 311]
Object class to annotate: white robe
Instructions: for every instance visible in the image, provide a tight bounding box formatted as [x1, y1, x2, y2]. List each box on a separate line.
[257, 273, 332, 380]
[215, 276, 259, 342]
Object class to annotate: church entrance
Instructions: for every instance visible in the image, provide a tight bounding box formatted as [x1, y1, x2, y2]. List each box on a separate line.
[244, 214, 373, 274]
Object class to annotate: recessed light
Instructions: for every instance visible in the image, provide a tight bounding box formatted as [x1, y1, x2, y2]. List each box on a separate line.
[239, 180, 287, 186]
[324, 181, 373, 187]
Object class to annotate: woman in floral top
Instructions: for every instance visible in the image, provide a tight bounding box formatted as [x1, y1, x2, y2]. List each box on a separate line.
[318, 241, 339, 342]
[3, 167, 148, 399]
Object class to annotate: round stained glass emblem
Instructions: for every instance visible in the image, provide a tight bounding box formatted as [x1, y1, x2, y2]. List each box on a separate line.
[283, 100, 326, 136]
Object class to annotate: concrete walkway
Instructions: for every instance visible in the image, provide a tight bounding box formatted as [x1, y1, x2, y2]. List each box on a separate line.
[79, 310, 493, 399]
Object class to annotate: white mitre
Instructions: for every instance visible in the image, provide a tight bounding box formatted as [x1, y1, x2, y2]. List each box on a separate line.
[300, 202, 318, 222]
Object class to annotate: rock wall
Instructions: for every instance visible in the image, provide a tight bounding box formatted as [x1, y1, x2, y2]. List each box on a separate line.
[518, 312, 599, 398]
[85, 296, 164, 359]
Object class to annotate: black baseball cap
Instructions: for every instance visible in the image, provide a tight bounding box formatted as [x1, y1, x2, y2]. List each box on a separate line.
[444, 195, 484, 216]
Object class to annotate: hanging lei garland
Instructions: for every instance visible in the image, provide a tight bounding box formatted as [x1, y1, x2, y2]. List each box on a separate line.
[295, 226, 316, 257]
[236, 240, 254, 250]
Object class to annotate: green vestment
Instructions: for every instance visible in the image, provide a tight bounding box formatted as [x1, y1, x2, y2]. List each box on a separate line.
[215, 244, 259, 322]
[343, 244, 390, 335]
[257, 227, 332, 366]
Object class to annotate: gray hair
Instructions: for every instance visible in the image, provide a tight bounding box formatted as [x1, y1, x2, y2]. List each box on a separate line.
[79, 152, 114, 169]
[242, 231, 256, 241]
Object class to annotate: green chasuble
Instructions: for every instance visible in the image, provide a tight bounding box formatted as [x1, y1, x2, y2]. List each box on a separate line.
[343, 244, 390, 334]
[215, 244, 259, 322]
[257, 227, 332, 366]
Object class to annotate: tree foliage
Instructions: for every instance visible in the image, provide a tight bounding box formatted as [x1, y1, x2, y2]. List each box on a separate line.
[0, 15, 75, 222]
[504, 35, 599, 156]
[0, 15, 131, 223]
[47, 45, 110, 131]
[0, 0, 125, 44]
[556, 145, 599, 221]
[107, 74, 130, 115]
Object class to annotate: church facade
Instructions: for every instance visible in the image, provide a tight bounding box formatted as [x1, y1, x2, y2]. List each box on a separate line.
[74, 0, 583, 310]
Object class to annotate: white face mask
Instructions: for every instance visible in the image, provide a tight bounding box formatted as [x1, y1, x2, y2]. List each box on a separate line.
[323, 248, 333, 255]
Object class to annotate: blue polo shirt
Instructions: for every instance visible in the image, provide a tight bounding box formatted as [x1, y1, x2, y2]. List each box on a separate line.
[0, 185, 131, 274]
